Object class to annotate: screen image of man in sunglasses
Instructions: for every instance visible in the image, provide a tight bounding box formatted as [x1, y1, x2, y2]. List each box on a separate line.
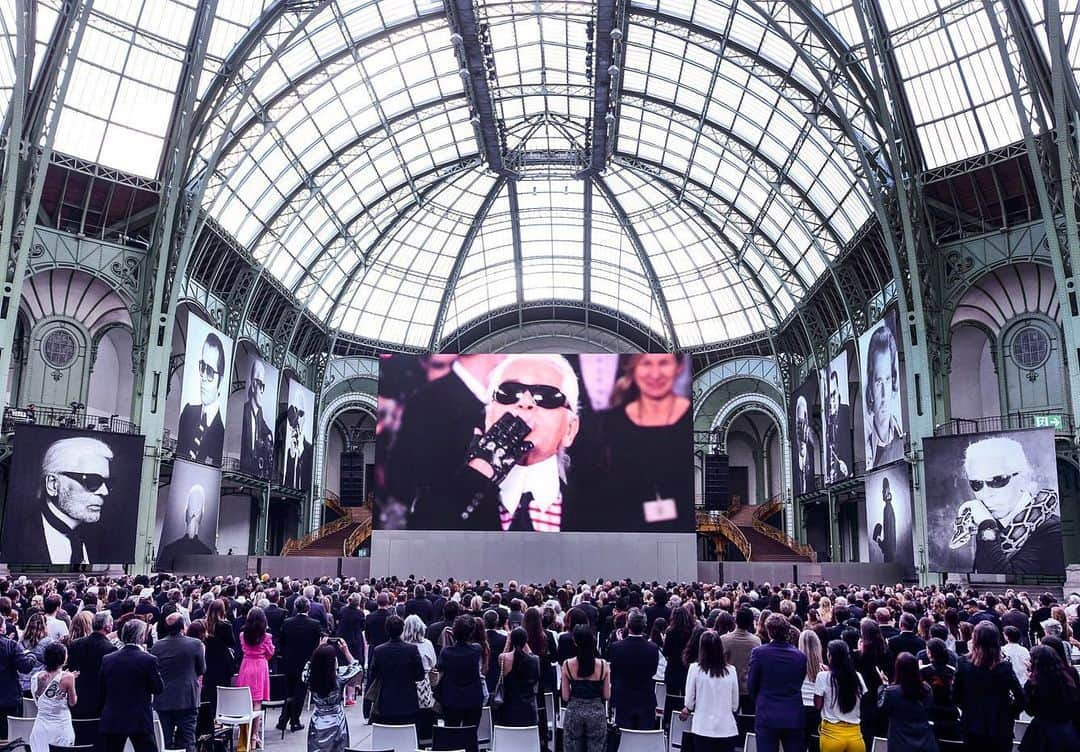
[949, 435, 1064, 576]
[411, 354, 582, 532]
[176, 331, 227, 466]
[3, 436, 113, 567]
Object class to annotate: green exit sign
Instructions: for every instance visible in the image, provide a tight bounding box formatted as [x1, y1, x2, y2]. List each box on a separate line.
[1033, 414, 1064, 429]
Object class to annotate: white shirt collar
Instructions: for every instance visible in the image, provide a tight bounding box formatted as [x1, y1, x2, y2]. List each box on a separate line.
[499, 455, 560, 514]
[452, 360, 489, 403]
[41, 510, 87, 566]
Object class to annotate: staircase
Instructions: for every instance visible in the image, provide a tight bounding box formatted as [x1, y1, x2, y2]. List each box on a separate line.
[281, 501, 372, 557]
[729, 502, 814, 563]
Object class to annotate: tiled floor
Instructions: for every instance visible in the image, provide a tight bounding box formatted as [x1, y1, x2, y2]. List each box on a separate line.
[262, 702, 373, 752]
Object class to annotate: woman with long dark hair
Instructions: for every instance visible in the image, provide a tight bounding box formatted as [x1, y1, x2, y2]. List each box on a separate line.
[679, 631, 738, 752]
[663, 606, 695, 728]
[876, 653, 936, 752]
[953, 621, 1023, 752]
[235, 606, 275, 748]
[814, 640, 867, 752]
[524, 606, 558, 750]
[560, 626, 610, 752]
[854, 619, 892, 746]
[303, 641, 362, 752]
[919, 638, 960, 742]
[559, 608, 589, 663]
[203, 598, 237, 721]
[497, 627, 540, 728]
[437, 616, 485, 727]
[1019, 645, 1080, 752]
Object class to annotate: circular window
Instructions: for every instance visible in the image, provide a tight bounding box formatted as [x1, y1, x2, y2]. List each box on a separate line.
[1011, 325, 1051, 370]
[41, 328, 78, 369]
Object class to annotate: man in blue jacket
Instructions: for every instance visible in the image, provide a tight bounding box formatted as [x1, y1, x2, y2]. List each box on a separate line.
[98, 620, 165, 752]
[747, 614, 807, 752]
[607, 610, 660, 729]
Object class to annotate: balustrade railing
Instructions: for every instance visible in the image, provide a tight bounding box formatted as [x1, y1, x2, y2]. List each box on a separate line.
[696, 510, 751, 560]
[279, 515, 352, 555]
[751, 497, 817, 561]
[3, 405, 139, 434]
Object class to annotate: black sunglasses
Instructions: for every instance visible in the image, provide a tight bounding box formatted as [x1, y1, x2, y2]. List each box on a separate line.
[58, 471, 108, 492]
[493, 381, 569, 410]
[252, 378, 265, 392]
[198, 359, 220, 381]
[969, 472, 1018, 492]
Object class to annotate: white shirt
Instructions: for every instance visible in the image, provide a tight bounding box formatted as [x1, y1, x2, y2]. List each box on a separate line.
[684, 662, 739, 739]
[498, 455, 562, 531]
[45, 616, 69, 642]
[1002, 643, 1030, 685]
[414, 639, 437, 672]
[814, 669, 866, 725]
[41, 509, 88, 566]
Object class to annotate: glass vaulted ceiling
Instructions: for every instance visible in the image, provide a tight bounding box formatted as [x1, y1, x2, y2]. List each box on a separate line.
[12, 0, 1076, 349]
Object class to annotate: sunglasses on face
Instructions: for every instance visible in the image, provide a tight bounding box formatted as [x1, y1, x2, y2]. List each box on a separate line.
[198, 360, 219, 382]
[252, 378, 265, 392]
[968, 472, 1018, 492]
[493, 381, 569, 410]
[58, 471, 108, 492]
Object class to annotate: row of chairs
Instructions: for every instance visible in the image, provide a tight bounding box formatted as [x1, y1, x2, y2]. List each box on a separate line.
[5, 718, 179, 752]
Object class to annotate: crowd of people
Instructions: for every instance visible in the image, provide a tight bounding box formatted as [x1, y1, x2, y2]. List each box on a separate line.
[0, 574, 1078, 752]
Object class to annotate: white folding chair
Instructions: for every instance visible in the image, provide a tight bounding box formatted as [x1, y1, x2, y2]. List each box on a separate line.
[871, 738, 888, 752]
[6, 716, 35, 743]
[617, 729, 665, 752]
[492, 725, 540, 752]
[668, 711, 691, 752]
[21, 698, 36, 718]
[478, 706, 493, 750]
[371, 722, 419, 752]
[1014, 720, 1029, 742]
[743, 732, 757, 752]
[543, 693, 556, 748]
[214, 685, 256, 752]
[653, 681, 666, 717]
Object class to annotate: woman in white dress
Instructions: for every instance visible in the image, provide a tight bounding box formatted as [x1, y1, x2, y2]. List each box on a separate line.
[28, 643, 76, 752]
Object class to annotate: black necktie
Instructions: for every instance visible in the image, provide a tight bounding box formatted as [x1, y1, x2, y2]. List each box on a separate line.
[509, 492, 535, 532]
[42, 506, 84, 569]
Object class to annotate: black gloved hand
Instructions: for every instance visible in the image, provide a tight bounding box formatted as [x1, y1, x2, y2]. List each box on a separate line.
[466, 413, 534, 485]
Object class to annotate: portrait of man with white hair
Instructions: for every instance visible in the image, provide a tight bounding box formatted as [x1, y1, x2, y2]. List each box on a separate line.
[1, 425, 145, 567]
[790, 375, 819, 497]
[924, 428, 1065, 576]
[155, 459, 220, 571]
[281, 378, 314, 491]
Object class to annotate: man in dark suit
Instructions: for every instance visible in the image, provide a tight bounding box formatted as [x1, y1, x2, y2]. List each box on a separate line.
[483, 610, 507, 693]
[275, 597, 322, 732]
[1001, 600, 1031, 647]
[2, 436, 115, 567]
[405, 585, 434, 625]
[792, 393, 817, 496]
[367, 614, 424, 724]
[874, 608, 900, 641]
[0, 629, 36, 738]
[887, 613, 926, 659]
[176, 332, 227, 466]
[577, 593, 600, 632]
[264, 592, 287, 637]
[365, 593, 393, 655]
[747, 614, 808, 752]
[336, 593, 366, 665]
[239, 358, 274, 478]
[156, 484, 214, 571]
[644, 589, 671, 632]
[68, 611, 118, 719]
[98, 620, 164, 752]
[607, 610, 660, 729]
[150, 613, 206, 752]
[426, 600, 459, 656]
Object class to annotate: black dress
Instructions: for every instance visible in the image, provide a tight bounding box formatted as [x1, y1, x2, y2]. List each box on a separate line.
[498, 653, 540, 727]
[594, 407, 694, 533]
[202, 622, 236, 715]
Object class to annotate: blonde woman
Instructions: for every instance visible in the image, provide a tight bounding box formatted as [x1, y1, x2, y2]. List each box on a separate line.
[67, 611, 93, 644]
[799, 630, 825, 738]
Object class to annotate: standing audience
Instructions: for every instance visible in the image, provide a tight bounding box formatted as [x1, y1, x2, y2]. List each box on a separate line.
[680, 630, 739, 752]
[561, 626, 611, 752]
[953, 621, 1024, 752]
[150, 612, 206, 752]
[99, 620, 164, 752]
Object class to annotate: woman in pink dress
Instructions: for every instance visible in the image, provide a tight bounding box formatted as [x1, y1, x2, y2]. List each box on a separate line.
[235, 607, 274, 749]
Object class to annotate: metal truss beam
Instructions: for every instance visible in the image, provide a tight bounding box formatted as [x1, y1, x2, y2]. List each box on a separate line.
[592, 177, 678, 349]
[582, 175, 592, 308]
[447, 0, 507, 174]
[584, 0, 619, 175]
[429, 175, 508, 349]
[507, 180, 525, 314]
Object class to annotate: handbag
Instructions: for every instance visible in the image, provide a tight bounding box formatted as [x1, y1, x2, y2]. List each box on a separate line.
[605, 723, 621, 752]
[364, 676, 382, 720]
[490, 661, 506, 709]
[416, 675, 435, 709]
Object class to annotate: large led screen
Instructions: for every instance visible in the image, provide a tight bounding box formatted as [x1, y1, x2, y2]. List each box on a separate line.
[789, 373, 819, 496]
[859, 309, 906, 470]
[820, 350, 853, 485]
[863, 462, 915, 577]
[924, 428, 1064, 576]
[1, 424, 146, 566]
[375, 354, 694, 533]
[176, 312, 234, 467]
